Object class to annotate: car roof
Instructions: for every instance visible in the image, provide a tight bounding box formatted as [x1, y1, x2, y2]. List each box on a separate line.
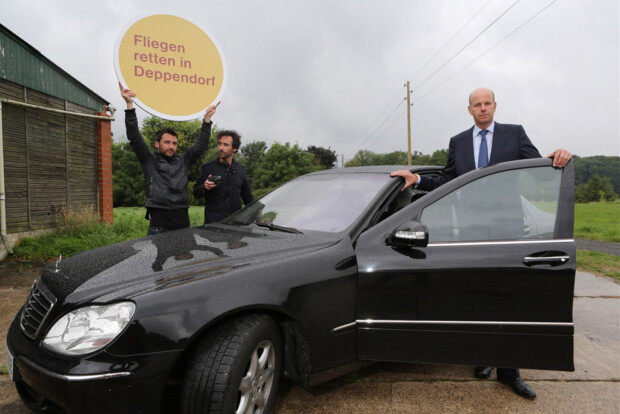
[305, 165, 442, 175]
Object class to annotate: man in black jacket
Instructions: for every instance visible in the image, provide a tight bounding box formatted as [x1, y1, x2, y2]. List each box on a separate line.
[193, 130, 253, 224]
[119, 83, 218, 234]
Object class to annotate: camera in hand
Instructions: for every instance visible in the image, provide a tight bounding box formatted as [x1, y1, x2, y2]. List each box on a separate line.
[207, 175, 222, 185]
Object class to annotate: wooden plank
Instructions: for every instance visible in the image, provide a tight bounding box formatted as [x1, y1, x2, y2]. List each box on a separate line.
[26, 89, 65, 110]
[0, 79, 26, 100]
[2, 102, 29, 234]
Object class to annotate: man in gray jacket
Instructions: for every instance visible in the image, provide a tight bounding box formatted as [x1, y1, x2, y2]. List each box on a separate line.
[119, 83, 219, 234]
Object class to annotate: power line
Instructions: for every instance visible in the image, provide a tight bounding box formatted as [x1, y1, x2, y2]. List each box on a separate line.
[344, 0, 554, 161]
[409, 0, 494, 83]
[343, 0, 513, 160]
[413, 0, 522, 91]
[349, 0, 519, 160]
[349, 0, 498, 158]
[340, 85, 405, 160]
[355, 85, 406, 145]
[350, 102, 409, 158]
[413, 0, 559, 104]
[346, 93, 406, 159]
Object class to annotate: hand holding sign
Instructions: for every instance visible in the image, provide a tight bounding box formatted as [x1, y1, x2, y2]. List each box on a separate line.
[115, 14, 226, 120]
[204, 101, 221, 123]
[119, 82, 137, 109]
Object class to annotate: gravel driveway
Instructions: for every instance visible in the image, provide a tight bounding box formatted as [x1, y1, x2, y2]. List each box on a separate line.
[575, 238, 620, 256]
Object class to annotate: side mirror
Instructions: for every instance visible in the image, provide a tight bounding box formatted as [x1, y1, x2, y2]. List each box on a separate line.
[389, 221, 429, 248]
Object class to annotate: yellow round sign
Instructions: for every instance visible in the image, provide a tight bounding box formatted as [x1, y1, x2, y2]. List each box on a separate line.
[114, 14, 226, 120]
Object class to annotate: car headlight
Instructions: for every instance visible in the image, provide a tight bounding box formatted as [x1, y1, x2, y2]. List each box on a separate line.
[42, 302, 135, 356]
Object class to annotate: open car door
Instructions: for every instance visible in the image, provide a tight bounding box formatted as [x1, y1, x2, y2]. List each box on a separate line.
[355, 158, 575, 371]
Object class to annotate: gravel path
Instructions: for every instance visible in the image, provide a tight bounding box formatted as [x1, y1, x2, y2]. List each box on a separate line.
[575, 238, 620, 256]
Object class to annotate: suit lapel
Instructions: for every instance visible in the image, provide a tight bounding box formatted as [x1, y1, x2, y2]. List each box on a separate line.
[464, 127, 476, 171]
[489, 122, 505, 164]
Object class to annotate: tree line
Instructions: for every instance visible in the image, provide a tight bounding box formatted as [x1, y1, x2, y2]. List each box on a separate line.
[573, 155, 619, 202]
[112, 116, 618, 206]
[112, 117, 337, 207]
[343, 151, 619, 203]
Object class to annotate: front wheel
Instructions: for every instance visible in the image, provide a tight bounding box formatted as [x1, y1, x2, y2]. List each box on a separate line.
[181, 314, 282, 414]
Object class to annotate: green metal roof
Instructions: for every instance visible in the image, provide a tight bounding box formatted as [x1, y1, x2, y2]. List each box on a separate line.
[0, 23, 109, 112]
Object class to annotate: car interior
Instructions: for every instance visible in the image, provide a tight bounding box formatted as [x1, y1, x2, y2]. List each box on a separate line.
[372, 185, 428, 225]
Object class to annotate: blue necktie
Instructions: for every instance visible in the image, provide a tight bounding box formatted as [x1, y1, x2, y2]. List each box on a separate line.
[478, 130, 488, 168]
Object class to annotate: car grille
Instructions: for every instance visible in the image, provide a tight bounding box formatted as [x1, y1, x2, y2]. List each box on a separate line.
[20, 280, 57, 340]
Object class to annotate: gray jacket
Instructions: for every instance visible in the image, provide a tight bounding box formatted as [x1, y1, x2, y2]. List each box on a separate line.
[125, 109, 211, 209]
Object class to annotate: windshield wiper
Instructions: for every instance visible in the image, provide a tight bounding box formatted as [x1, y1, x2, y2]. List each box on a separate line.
[255, 222, 303, 234]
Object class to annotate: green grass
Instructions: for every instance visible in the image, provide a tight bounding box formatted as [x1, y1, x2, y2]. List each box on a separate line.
[574, 202, 620, 242]
[112, 206, 204, 238]
[571, 201, 619, 279]
[11, 206, 204, 260]
[577, 251, 620, 280]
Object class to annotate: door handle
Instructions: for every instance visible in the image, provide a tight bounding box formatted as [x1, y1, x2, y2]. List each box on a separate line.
[523, 255, 570, 266]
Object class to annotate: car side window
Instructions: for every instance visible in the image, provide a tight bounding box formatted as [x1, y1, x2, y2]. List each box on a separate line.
[420, 167, 561, 243]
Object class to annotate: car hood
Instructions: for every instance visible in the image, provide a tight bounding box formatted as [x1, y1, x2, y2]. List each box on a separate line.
[40, 224, 341, 302]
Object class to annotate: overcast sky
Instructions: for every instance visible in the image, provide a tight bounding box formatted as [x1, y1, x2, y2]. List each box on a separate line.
[2, 0, 618, 164]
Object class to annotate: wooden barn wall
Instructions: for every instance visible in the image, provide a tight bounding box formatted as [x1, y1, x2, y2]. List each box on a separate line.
[2, 82, 28, 232]
[67, 111, 98, 210]
[0, 79, 99, 233]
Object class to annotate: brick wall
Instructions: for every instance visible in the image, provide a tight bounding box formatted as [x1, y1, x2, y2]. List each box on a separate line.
[96, 113, 113, 224]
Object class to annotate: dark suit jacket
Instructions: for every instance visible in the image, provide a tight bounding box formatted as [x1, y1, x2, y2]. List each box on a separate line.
[417, 122, 541, 191]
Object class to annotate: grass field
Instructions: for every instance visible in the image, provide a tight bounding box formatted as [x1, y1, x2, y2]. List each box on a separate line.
[8, 202, 620, 280]
[577, 251, 619, 279]
[113, 206, 205, 238]
[12, 206, 204, 260]
[574, 202, 620, 242]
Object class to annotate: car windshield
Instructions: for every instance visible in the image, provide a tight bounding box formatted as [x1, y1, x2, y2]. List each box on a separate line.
[223, 172, 391, 233]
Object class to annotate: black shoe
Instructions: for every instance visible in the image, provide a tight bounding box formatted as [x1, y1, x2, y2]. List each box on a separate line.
[474, 366, 493, 379]
[498, 376, 537, 399]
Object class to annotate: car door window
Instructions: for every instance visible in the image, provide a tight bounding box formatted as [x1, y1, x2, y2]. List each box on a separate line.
[420, 166, 561, 242]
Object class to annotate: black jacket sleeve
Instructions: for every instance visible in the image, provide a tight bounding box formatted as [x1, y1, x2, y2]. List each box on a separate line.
[183, 120, 212, 166]
[125, 109, 151, 163]
[516, 125, 542, 159]
[415, 138, 457, 192]
[193, 164, 209, 199]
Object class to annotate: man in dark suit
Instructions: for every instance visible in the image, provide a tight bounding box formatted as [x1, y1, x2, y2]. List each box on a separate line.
[391, 87, 571, 191]
[390, 87, 572, 399]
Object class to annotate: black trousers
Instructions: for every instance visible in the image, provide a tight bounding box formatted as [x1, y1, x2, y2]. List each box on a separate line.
[497, 367, 520, 378]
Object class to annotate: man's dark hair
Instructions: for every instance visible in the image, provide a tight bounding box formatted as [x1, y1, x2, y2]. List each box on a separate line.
[155, 128, 178, 142]
[217, 130, 242, 150]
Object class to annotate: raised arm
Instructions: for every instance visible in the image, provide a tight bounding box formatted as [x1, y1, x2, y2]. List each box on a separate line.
[118, 82, 151, 162]
[185, 102, 221, 164]
[119, 81, 136, 110]
[204, 101, 220, 123]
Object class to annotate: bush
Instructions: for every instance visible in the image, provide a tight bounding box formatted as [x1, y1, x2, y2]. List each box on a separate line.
[576, 175, 617, 203]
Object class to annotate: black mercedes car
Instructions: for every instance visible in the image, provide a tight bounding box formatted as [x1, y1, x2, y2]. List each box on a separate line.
[6, 158, 575, 413]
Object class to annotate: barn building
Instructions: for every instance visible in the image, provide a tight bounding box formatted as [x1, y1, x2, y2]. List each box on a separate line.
[0, 23, 114, 260]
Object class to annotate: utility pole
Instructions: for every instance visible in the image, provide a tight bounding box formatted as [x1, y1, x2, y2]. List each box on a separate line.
[406, 81, 412, 166]
[341, 154, 344, 168]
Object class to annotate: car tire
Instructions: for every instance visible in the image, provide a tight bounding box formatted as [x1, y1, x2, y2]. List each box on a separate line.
[181, 314, 282, 414]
